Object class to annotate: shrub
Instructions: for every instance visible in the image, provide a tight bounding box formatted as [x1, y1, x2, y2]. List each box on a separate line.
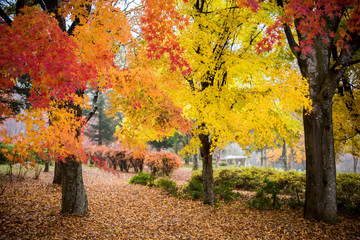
[214, 180, 239, 202]
[337, 173, 360, 213]
[247, 179, 281, 210]
[157, 178, 178, 196]
[129, 172, 156, 186]
[184, 176, 203, 200]
[0, 142, 7, 164]
[145, 152, 182, 176]
[219, 161, 228, 167]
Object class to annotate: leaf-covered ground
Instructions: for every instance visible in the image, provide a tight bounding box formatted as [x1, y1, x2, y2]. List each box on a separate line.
[0, 166, 359, 239]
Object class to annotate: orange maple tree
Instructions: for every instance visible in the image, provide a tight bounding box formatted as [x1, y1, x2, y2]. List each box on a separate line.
[0, 0, 193, 215]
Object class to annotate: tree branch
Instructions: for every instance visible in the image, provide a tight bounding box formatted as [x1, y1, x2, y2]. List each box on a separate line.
[342, 59, 360, 68]
[67, 2, 92, 35]
[277, 0, 300, 59]
[0, 6, 12, 26]
[67, 18, 80, 36]
[86, 89, 99, 123]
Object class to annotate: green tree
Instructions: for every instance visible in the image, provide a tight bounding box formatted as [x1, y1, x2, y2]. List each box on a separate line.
[85, 92, 119, 146]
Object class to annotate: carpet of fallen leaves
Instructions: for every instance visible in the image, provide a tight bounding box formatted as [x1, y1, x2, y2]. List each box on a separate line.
[0, 166, 359, 240]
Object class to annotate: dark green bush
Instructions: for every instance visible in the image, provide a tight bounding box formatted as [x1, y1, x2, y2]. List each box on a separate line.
[129, 172, 157, 186]
[185, 166, 360, 212]
[0, 143, 14, 165]
[214, 180, 239, 202]
[219, 161, 228, 167]
[0, 142, 7, 164]
[247, 178, 281, 210]
[184, 176, 203, 200]
[337, 173, 360, 213]
[157, 178, 178, 196]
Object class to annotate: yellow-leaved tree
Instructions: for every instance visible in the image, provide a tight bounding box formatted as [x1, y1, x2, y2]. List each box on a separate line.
[174, 0, 310, 204]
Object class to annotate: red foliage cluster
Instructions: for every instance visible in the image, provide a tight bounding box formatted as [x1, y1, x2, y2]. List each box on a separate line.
[141, 0, 191, 75]
[84, 146, 143, 173]
[84, 146, 183, 175]
[246, 0, 360, 55]
[0, 7, 96, 109]
[145, 151, 183, 176]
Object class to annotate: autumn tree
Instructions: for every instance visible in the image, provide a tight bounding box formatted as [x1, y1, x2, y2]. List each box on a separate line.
[261, 0, 360, 223]
[169, 0, 309, 205]
[0, 0, 132, 215]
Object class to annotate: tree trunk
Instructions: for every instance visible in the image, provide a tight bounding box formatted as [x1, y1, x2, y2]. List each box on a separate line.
[199, 133, 215, 205]
[263, 147, 268, 167]
[303, 99, 337, 223]
[292, 29, 352, 222]
[185, 156, 190, 165]
[98, 98, 103, 146]
[281, 140, 288, 171]
[60, 99, 88, 216]
[61, 159, 88, 215]
[354, 155, 358, 173]
[193, 153, 199, 171]
[215, 147, 221, 169]
[289, 147, 294, 170]
[260, 148, 264, 167]
[53, 161, 62, 184]
[44, 162, 50, 172]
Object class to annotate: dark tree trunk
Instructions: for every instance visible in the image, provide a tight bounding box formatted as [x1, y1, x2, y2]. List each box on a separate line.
[44, 162, 50, 172]
[199, 133, 215, 205]
[193, 153, 199, 171]
[289, 147, 294, 170]
[98, 98, 103, 146]
[281, 140, 288, 171]
[260, 147, 267, 167]
[53, 161, 62, 184]
[303, 99, 337, 223]
[354, 155, 358, 174]
[61, 159, 88, 215]
[185, 156, 190, 165]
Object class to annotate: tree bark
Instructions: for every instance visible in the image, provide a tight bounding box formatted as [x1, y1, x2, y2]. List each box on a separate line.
[199, 133, 215, 205]
[303, 99, 337, 223]
[185, 156, 190, 165]
[354, 155, 358, 174]
[44, 162, 50, 172]
[281, 140, 288, 171]
[260, 148, 264, 167]
[61, 159, 88, 215]
[215, 147, 221, 169]
[289, 147, 294, 170]
[53, 161, 62, 184]
[193, 153, 199, 170]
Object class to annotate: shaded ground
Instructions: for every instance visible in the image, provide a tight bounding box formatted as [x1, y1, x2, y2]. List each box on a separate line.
[0, 165, 359, 239]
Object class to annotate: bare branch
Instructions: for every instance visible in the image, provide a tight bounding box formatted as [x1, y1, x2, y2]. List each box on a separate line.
[0, 6, 12, 26]
[85, 89, 99, 123]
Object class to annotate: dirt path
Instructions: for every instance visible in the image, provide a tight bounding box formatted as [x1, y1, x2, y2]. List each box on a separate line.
[0, 166, 359, 239]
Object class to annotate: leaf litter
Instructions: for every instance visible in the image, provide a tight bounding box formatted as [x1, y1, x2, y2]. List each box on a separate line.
[0, 166, 359, 239]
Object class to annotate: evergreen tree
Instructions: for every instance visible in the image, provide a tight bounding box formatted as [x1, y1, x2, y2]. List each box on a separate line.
[85, 92, 119, 146]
